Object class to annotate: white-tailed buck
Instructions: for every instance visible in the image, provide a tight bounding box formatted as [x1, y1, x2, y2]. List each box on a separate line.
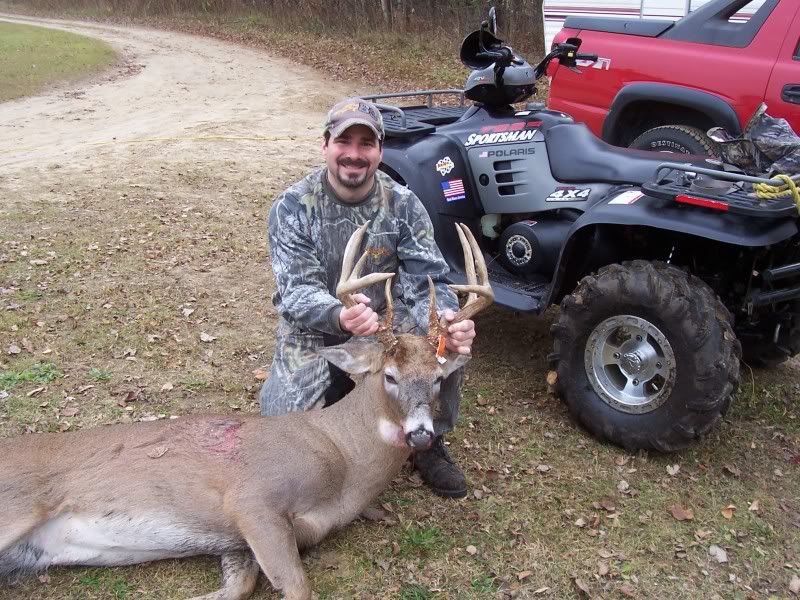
[0, 222, 493, 600]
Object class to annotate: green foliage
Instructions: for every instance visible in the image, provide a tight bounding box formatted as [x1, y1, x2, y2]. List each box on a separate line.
[87, 367, 113, 382]
[399, 584, 433, 600]
[470, 574, 498, 593]
[178, 375, 209, 391]
[0, 362, 63, 389]
[0, 22, 116, 102]
[399, 525, 445, 556]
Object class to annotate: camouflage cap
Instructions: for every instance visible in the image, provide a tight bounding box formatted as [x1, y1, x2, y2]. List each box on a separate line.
[324, 97, 385, 141]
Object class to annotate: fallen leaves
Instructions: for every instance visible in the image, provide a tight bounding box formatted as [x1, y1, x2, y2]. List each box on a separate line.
[147, 446, 169, 459]
[574, 577, 591, 597]
[708, 544, 728, 563]
[721, 504, 736, 520]
[666, 464, 680, 476]
[790, 574, 800, 595]
[465, 545, 478, 556]
[199, 332, 217, 343]
[723, 464, 741, 478]
[669, 504, 694, 521]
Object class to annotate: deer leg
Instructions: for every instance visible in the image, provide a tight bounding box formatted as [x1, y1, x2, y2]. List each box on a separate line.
[234, 514, 312, 600]
[187, 551, 259, 600]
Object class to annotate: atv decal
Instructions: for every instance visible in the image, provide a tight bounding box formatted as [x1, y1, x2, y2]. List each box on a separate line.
[435, 156, 455, 176]
[546, 187, 590, 201]
[608, 190, 644, 205]
[464, 121, 542, 147]
[478, 147, 535, 158]
[441, 179, 466, 202]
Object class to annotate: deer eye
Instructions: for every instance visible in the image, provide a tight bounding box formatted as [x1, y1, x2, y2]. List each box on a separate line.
[384, 372, 397, 385]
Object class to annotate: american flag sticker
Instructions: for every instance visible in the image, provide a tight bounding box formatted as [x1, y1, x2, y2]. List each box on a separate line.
[441, 179, 466, 202]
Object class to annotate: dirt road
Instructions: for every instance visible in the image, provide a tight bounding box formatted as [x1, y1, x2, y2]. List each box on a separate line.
[0, 14, 352, 171]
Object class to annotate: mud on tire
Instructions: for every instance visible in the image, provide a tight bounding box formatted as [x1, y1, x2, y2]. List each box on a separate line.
[551, 261, 741, 452]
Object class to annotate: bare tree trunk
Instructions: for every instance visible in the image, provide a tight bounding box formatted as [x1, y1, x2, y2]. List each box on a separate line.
[380, 0, 392, 27]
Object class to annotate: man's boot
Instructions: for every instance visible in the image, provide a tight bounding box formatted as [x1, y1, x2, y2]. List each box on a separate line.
[414, 436, 467, 498]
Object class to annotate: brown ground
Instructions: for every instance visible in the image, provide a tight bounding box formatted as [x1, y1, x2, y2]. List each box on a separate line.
[0, 15, 798, 600]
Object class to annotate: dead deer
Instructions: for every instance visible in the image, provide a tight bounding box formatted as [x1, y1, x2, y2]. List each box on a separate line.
[0, 222, 493, 600]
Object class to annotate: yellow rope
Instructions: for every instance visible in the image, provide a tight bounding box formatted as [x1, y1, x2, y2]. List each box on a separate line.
[753, 173, 800, 214]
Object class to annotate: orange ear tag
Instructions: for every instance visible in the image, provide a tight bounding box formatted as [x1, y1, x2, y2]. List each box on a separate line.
[436, 335, 447, 364]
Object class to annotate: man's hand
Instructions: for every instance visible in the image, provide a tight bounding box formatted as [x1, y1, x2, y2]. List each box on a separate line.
[339, 293, 380, 336]
[441, 309, 476, 355]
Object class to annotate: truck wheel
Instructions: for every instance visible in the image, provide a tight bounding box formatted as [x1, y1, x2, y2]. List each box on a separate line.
[551, 261, 741, 452]
[630, 125, 718, 156]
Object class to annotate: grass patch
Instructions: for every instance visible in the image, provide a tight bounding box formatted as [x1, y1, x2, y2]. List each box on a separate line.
[399, 584, 434, 600]
[0, 21, 116, 102]
[87, 367, 113, 382]
[0, 362, 63, 389]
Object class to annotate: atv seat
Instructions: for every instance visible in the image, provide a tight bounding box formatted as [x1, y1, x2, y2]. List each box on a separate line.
[546, 123, 705, 185]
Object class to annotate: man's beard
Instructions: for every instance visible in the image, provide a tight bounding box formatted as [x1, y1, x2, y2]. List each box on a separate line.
[334, 158, 373, 189]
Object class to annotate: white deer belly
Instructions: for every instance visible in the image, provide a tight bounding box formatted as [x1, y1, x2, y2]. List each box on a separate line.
[25, 512, 241, 567]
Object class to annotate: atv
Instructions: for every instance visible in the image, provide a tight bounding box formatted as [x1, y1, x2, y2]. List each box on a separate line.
[367, 8, 800, 452]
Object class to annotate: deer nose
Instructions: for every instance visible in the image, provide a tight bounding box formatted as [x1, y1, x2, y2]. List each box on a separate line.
[406, 427, 434, 450]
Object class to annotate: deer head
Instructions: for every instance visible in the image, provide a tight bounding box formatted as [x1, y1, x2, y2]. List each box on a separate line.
[319, 221, 494, 451]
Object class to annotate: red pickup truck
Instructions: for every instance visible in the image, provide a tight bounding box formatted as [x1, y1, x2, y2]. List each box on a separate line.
[547, 0, 800, 155]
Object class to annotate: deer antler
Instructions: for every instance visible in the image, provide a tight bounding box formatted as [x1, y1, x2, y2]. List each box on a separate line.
[336, 221, 397, 349]
[427, 223, 494, 349]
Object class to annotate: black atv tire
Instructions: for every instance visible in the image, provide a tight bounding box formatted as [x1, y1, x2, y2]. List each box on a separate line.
[630, 125, 718, 156]
[551, 261, 741, 452]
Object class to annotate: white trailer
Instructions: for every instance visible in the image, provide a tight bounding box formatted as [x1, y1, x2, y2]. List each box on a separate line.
[543, 0, 764, 50]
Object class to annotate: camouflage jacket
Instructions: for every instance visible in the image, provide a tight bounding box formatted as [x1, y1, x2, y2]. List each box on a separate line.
[268, 168, 459, 339]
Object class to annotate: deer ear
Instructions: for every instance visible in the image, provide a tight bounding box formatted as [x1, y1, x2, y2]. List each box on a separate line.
[441, 352, 471, 378]
[317, 341, 386, 375]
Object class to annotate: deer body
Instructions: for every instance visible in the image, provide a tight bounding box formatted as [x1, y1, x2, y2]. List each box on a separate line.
[0, 222, 492, 600]
[0, 366, 418, 598]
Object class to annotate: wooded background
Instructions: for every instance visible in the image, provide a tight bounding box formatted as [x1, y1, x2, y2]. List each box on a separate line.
[8, 0, 546, 55]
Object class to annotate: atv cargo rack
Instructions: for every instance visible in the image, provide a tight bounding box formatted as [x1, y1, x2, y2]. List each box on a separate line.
[362, 90, 468, 138]
[642, 162, 799, 219]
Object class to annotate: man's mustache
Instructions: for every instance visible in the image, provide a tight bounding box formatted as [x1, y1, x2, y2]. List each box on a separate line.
[337, 158, 370, 169]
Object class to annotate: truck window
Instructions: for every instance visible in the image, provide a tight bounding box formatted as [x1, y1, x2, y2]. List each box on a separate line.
[665, 0, 779, 47]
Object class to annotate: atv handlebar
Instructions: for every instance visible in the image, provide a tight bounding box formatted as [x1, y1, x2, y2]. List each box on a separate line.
[533, 40, 596, 79]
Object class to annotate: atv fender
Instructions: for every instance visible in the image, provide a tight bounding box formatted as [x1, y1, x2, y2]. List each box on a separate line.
[547, 191, 799, 304]
[381, 143, 482, 269]
[602, 83, 741, 146]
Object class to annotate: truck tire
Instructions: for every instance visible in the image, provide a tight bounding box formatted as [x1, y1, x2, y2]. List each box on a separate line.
[630, 125, 718, 156]
[551, 261, 741, 452]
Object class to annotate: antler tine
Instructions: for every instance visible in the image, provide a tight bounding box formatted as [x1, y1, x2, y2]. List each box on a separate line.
[426, 275, 446, 347]
[442, 223, 494, 326]
[377, 276, 397, 349]
[336, 220, 394, 308]
[456, 223, 478, 306]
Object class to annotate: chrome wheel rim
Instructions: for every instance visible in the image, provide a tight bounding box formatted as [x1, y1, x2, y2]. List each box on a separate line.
[584, 315, 676, 414]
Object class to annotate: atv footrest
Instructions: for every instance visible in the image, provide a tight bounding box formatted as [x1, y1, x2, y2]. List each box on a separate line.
[450, 263, 550, 313]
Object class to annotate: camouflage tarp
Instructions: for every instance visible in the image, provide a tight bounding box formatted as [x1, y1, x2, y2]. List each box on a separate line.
[708, 103, 800, 177]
